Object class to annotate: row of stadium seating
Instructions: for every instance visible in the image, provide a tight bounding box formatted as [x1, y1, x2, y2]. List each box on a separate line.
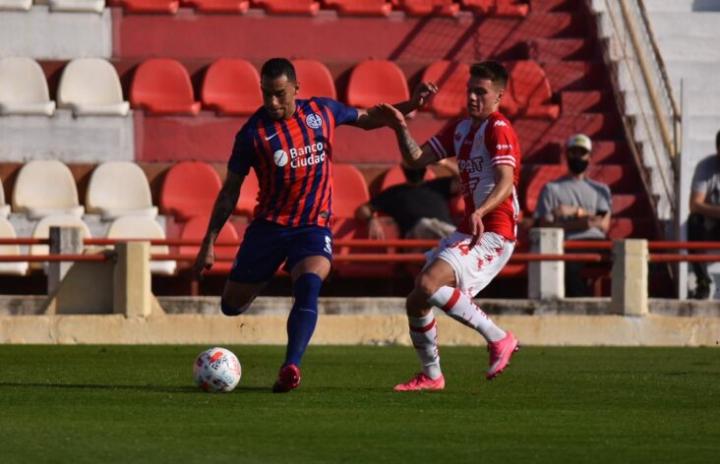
[0, 0, 529, 16]
[0, 158, 652, 234]
[0, 57, 557, 119]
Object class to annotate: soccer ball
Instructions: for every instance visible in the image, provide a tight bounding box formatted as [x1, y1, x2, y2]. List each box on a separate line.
[193, 347, 242, 393]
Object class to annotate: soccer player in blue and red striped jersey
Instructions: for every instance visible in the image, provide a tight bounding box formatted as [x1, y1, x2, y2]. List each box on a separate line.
[193, 58, 436, 393]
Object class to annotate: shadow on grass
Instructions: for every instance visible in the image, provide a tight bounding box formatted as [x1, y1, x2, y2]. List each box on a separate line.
[0, 382, 271, 394]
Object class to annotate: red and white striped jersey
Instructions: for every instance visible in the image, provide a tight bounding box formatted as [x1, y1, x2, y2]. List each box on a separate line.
[427, 111, 521, 241]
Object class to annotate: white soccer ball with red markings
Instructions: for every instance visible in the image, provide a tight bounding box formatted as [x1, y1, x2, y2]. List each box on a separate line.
[193, 347, 242, 393]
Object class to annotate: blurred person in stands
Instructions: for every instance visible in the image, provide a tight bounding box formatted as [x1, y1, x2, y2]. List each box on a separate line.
[687, 129, 720, 299]
[375, 61, 521, 391]
[354, 161, 460, 240]
[533, 134, 611, 297]
[192, 57, 437, 393]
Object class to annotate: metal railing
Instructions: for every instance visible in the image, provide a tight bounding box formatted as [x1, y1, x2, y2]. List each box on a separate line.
[591, 0, 680, 221]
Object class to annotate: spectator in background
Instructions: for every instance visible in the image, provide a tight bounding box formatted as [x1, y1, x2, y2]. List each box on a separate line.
[688, 129, 720, 299]
[534, 133, 611, 297]
[355, 162, 460, 240]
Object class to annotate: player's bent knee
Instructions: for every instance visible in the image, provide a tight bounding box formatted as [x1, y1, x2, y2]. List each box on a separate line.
[416, 273, 442, 299]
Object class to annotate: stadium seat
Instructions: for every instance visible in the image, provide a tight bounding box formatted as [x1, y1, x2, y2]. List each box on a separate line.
[346, 60, 409, 109]
[332, 164, 369, 218]
[0, 0, 31, 10]
[235, 169, 259, 217]
[106, 216, 176, 275]
[379, 164, 436, 191]
[0, 58, 55, 116]
[86, 162, 158, 220]
[130, 59, 200, 115]
[251, 0, 320, 15]
[394, 0, 459, 16]
[0, 218, 28, 276]
[201, 59, 261, 116]
[179, 215, 238, 274]
[57, 58, 130, 117]
[160, 161, 222, 221]
[323, 0, 392, 16]
[421, 61, 469, 118]
[181, 0, 249, 13]
[502, 61, 560, 120]
[293, 59, 337, 100]
[29, 214, 92, 270]
[49, 0, 105, 13]
[13, 160, 84, 220]
[0, 178, 10, 218]
[114, 0, 179, 13]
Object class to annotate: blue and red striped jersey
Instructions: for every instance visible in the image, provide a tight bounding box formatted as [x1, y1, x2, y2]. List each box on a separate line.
[228, 97, 358, 228]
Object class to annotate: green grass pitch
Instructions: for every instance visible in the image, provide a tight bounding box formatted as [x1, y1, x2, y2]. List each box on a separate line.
[0, 345, 718, 463]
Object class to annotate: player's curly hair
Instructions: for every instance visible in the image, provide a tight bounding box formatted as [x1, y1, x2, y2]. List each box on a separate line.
[261, 58, 297, 83]
[470, 61, 508, 88]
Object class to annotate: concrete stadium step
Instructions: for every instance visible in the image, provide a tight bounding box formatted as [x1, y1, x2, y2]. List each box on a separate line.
[560, 90, 612, 114]
[522, 139, 631, 164]
[543, 61, 607, 92]
[529, 0, 581, 12]
[526, 38, 596, 61]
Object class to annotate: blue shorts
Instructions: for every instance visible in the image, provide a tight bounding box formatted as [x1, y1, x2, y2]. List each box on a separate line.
[229, 220, 333, 284]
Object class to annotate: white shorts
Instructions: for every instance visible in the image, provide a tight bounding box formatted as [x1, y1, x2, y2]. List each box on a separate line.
[424, 231, 515, 297]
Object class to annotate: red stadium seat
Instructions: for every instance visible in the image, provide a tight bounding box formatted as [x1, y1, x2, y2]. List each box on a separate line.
[130, 59, 200, 115]
[421, 61, 469, 118]
[114, 0, 179, 13]
[235, 169, 259, 217]
[332, 164, 369, 218]
[346, 60, 409, 109]
[160, 162, 222, 221]
[458, 0, 492, 13]
[293, 59, 337, 100]
[324, 0, 391, 16]
[180, 215, 239, 274]
[394, 0, 459, 16]
[501, 61, 559, 120]
[379, 164, 436, 191]
[181, 0, 249, 13]
[202, 59, 261, 116]
[609, 218, 655, 239]
[251, 0, 320, 15]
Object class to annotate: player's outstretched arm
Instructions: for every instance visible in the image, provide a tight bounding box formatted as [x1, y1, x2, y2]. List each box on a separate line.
[353, 82, 438, 130]
[376, 103, 437, 168]
[192, 171, 243, 278]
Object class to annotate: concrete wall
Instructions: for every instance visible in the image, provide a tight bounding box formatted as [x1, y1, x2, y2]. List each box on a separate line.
[0, 110, 134, 163]
[643, 1, 720, 298]
[0, 6, 111, 59]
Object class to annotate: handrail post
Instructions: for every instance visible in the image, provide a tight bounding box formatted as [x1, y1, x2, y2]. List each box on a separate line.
[47, 226, 83, 295]
[611, 239, 649, 316]
[528, 228, 565, 300]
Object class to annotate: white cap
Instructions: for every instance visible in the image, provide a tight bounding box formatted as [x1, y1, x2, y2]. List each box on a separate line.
[566, 133, 592, 153]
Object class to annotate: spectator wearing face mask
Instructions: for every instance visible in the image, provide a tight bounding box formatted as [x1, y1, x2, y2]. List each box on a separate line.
[533, 134, 612, 296]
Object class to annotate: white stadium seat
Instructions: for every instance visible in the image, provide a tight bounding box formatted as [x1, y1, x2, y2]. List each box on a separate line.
[57, 58, 130, 117]
[86, 161, 157, 220]
[29, 214, 92, 270]
[106, 216, 176, 275]
[0, 0, 31, 11]
[0, 57, 55, 116]
[49, 0, 106, 13]
[13, 160, 84, 220]
[0, 218, 28, 276]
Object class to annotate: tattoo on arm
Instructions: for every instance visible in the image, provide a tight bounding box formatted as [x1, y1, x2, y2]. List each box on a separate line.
[395, 125, 422, 164]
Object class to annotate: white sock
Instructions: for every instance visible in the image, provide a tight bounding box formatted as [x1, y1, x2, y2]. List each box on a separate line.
[428, 286, 506, 343]
[408, 313, 442, 380]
